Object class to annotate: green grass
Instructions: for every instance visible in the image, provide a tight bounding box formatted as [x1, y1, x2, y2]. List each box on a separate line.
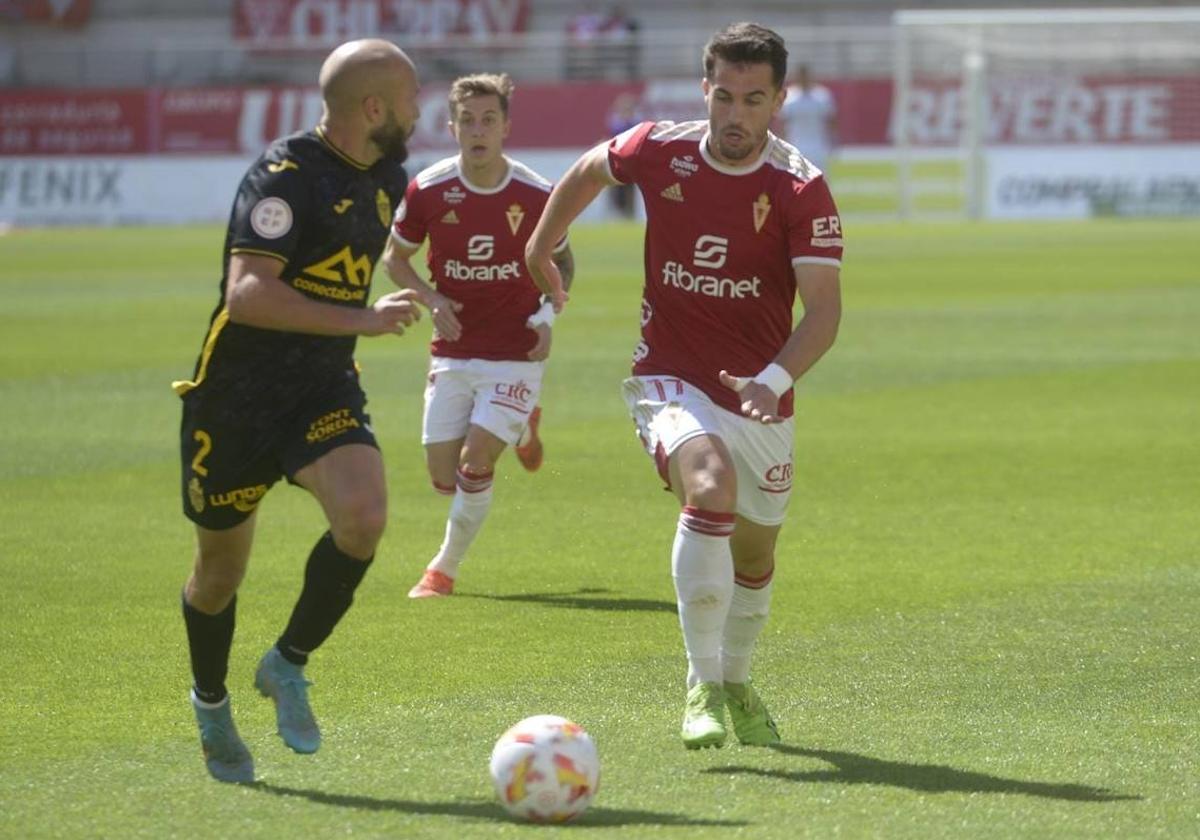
[1, 219, 1198, 838]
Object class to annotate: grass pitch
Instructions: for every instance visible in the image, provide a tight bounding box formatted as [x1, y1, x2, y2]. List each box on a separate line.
[1, 219, 1197, 838]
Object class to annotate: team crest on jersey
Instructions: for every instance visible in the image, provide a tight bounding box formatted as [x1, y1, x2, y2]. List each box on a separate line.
[506, 203, 525, 235]
[441, 210, 460, 224]
[444, 185, 466, 205]
[188, 477, 205, 513]
[660, 183, 684, 202]
[753, 193, 771, 233]
[375, 189, 391, 227]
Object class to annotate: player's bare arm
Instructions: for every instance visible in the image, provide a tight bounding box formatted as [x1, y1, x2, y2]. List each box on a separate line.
[719, 263, 841, 423]
[226, 252, 422, 337]
[525, 144, 612, 311]
[525, 244, 575, 362]
[381, 236, 463, 341]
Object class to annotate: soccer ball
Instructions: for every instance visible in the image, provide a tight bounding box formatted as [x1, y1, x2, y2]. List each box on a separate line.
[489, 714, 600, 823]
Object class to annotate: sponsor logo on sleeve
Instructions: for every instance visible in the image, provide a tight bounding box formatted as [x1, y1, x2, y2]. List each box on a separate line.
[250, 196, 292, 239]
[811, 215, 843, 247]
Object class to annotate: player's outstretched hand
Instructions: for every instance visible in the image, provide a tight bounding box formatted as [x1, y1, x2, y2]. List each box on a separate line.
[427, 291, 464, 342]
[525, 250, 569, 313]
[367, 289, 423, 336]
[719, 369, 784, 424]
[527, 323, 552, 361]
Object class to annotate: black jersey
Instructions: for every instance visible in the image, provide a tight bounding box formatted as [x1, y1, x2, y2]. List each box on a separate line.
[173, 127, 408, 419]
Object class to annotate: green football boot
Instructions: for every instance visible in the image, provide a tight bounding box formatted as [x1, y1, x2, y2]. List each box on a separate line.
[681, 682, 727, 749]
[724, 680, 781, 746]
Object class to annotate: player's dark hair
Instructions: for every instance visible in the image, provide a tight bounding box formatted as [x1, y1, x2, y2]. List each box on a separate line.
[448, 73, 515, 118]
[703, 22, 788, 89]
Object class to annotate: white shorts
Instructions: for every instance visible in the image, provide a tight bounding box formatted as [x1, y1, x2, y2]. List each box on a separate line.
[621, 375, 795, 526]
[423, 357, 544, 446]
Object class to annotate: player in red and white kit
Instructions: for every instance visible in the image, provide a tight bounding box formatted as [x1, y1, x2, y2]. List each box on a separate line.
[383, 73, 574, 598]
[526, 23, 842, 749]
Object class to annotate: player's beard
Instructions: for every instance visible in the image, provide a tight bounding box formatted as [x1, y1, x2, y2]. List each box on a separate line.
[712, 122, 760, 162]
[371, 109, 412, 164]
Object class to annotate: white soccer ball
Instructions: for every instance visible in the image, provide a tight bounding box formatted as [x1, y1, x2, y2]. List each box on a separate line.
[489, 714, 600, 823]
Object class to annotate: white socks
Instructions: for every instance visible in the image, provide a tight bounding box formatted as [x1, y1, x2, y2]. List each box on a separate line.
[722, 578, 773, 685]
[428, 466, 493, 578]
[672, 506, 735, 688]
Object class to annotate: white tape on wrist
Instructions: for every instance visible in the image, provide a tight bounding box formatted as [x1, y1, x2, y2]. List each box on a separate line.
[526, 300, 557, 328]
[753, 363, 793, 397]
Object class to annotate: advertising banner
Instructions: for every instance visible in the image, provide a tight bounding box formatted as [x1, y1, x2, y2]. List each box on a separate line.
[986, 146, 1200, 218]
[232, 0, 530, 44]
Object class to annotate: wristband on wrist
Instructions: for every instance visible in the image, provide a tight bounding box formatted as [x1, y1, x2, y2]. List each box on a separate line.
[752, 362, 793, 397]
[527, 300, 557, 328]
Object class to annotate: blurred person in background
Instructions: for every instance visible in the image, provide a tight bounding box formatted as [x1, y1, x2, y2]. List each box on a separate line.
[781, 64, 837, 173]
[605, 92, 642, 218]
[382, 73, 575, 599]
[173, 39, 422, 784]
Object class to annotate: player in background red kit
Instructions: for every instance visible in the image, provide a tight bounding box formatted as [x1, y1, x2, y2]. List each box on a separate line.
[526, 23, 842, 749]
[382, 73, 574, 598]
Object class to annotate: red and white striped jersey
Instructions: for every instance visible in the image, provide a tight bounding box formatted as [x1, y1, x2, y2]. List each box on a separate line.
[607, 120, 843, 418]
[393, 155, 567, 361]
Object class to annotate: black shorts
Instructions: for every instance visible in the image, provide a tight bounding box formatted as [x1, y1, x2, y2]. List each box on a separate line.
[179, 375, 378, 530]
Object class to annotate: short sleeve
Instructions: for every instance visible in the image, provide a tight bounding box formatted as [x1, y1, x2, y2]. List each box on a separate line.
[785, 175, 844, 268]
[228, 154, 311, 266]
[391, 178, 427, 249]
[606, 120, 656, 186]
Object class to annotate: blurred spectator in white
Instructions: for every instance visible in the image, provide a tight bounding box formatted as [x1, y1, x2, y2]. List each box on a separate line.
[781, 64, 837, 173]
[605, 92, 642, 218]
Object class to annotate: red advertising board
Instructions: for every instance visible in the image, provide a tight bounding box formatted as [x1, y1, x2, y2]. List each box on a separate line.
[0, 0, 90, 26]
[232, 0, 530, 43]
[0, 90, 148, 155]
[3, 77, 1198, 157]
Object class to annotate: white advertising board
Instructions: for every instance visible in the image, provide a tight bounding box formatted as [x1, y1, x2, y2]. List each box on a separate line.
[0, 151, 616, 227]
[986, 146, 1200, 219]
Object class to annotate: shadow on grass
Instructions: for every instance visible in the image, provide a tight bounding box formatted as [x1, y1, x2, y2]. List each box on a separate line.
[704, 744, 1141, 802]
[460, 587, 676, 614]
[250, 782, 747, 827]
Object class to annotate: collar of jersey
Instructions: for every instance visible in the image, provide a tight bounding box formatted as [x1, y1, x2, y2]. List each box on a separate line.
[698, 129, 773, 176]
[315, 125, 369, 171]
[455, 155, 513, 195]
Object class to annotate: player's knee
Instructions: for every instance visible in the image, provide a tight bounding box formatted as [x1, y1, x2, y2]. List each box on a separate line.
[460, 442, 500, 474]
[330, 496, 387, 558]
[189, 561, 244, 609]
[684, 470, 736, 513]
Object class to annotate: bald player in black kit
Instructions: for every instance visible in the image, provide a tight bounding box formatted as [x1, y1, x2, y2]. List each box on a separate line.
[172, 39, 423, 783]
